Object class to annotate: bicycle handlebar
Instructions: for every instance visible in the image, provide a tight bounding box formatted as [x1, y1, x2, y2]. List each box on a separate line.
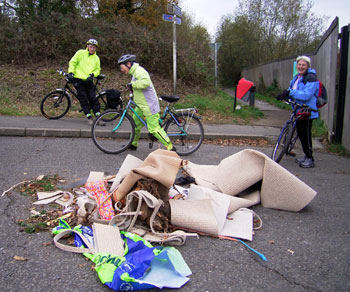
[284, 98, 317, 112]
[56, 69, 105, 81]
[284, 98, 308, 108]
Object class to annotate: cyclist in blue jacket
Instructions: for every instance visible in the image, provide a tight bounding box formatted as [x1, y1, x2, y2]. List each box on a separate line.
[277, 56, 319, 168]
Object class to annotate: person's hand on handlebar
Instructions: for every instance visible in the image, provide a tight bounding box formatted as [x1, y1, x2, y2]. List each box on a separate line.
[86, 73, 94, 84]
[67, 73, 74, 82]
[276, 89, 290, 101]
[127, 83, 133, 92]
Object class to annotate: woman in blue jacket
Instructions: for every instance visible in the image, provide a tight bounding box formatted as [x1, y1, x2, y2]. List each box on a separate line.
[277, 56, 319, 168]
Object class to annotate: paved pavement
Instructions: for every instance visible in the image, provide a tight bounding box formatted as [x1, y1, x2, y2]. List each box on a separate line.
[0, 114, 281, 139]
[0, 99, 324, 149]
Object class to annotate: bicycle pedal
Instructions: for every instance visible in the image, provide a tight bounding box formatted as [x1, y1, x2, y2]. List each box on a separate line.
[149, 142, 153, 149]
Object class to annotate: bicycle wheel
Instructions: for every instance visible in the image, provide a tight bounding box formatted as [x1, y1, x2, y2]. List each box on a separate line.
[40, 91, 70, 119]
[91, 110, 135, 154]
[271, 122, 293, 163]
[285, 125, 297, 155]
[164, 112, 204, 156]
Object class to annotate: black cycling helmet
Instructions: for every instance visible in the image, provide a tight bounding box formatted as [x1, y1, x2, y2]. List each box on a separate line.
[118, 54, 136, 66]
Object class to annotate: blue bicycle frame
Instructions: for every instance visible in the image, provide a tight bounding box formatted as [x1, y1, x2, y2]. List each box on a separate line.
[112, 97, 187, 137]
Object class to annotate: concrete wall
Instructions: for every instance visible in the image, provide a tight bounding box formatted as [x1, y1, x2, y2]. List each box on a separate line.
[242, 18, 350, 149]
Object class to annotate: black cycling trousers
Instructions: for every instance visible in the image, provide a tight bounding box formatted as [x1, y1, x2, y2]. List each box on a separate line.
[296, 118, 314, 159]
[74, 79, 100, 116]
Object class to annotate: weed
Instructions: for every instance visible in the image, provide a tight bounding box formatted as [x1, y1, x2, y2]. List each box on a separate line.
[18, 221, 49, 233]
[327, 144, 350, 156]
[312, 119, 328, 138]
[17, 174, 61, 196]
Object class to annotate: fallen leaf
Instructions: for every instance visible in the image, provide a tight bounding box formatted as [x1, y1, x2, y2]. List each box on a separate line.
[268, 240, 275, 244]
[14, 256, 28, 261]
[287, 249, 295, 255]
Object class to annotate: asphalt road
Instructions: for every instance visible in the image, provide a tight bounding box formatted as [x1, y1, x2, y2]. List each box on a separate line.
[0, 136, 349, 292]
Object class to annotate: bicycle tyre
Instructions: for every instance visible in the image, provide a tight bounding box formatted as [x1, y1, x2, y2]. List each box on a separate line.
[285, 125, 297, 155]
[164, 112, 204, 156]
[271, 122, 293, 163]
[91, 110, 135, 154]
[40, 91, 71, 119]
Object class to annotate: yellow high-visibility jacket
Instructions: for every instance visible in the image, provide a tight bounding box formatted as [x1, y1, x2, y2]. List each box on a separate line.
[68, 48, 100, 80]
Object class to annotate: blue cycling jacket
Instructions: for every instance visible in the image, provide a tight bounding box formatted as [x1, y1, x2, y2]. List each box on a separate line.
[288, 68, 319, 119]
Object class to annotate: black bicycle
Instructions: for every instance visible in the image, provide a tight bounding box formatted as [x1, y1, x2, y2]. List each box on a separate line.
[40, 69, 111, 119]
[271, 99, 313, 163]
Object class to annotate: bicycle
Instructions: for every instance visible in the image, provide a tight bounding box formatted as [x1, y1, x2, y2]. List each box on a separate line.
[91, 89, 204, 156]
[40, 69, 114, 119]
[271, 98, 314, 163]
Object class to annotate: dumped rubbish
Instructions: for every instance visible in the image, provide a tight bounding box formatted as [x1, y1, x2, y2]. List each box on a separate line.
[3, 148, 318, 291]
[13, 256, 28, 261]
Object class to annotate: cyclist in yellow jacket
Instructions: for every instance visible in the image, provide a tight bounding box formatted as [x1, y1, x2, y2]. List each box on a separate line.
[117, 54, 175, 152]
[68, 39, 101, 125]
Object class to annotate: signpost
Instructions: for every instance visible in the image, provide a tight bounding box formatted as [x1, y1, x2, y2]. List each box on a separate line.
[163, 1, 182, 95]
[210, 42, 222, 88]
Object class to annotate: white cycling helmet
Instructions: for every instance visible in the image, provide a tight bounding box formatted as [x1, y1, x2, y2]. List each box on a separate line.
[87, 39, 99, 48]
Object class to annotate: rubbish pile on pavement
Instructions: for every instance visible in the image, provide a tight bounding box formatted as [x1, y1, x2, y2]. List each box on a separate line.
[4, 148, 317, 291]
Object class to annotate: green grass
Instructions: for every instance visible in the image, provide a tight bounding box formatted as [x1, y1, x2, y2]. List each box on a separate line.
[327, 144, 350, 156]
[173, 89, 264, 124]
[255, 92, 290, 110]
[312, 118, 328, 138]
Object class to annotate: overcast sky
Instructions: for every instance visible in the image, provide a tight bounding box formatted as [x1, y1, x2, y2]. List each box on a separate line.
[181, 0, 349, 39]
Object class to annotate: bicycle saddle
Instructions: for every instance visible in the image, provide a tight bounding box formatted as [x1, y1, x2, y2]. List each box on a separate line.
[159, 95, 180, 103]
[96, 74, 105, 80]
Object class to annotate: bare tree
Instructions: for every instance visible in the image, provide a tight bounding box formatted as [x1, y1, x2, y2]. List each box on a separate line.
[236, 0, 328, 59]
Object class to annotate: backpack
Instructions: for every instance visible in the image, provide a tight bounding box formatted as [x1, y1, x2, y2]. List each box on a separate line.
[302, 73, 328, 108]
[316, 80, 328, 108]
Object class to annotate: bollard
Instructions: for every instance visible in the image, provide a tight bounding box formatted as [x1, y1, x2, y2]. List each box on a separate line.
[249, 86, 256, 107]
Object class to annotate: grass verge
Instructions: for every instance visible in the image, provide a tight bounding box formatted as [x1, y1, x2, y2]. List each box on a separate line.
[174, 89, 264, 124]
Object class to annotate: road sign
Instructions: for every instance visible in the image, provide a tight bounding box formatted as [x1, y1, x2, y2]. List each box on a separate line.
[162, 14, 181, 25]
[167, 3, 182, 17]
[162, 13, 174, 22]
[167, 4, 174, 14]
[174, 5, 182, 17]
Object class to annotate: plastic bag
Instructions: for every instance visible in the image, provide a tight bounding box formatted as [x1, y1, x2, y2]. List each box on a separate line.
[85, 231, 191, 291]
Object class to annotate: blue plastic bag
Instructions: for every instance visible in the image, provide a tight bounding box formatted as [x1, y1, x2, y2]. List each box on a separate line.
[85, 231, 191, 291]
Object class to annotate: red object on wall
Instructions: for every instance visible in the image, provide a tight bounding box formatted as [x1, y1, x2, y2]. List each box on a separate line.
[236, 78, 254, 101]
